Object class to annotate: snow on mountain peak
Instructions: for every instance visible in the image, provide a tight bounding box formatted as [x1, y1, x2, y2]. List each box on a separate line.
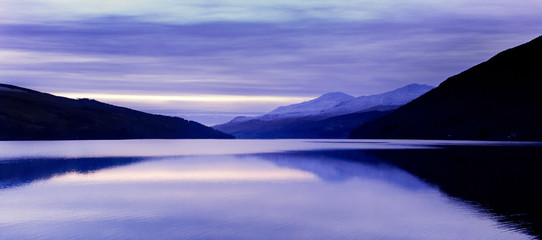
[320, 84, 434, 116]
[318, 92, 355, 101]
[218, 84, 434, 125]
[264, 92, 354, 118]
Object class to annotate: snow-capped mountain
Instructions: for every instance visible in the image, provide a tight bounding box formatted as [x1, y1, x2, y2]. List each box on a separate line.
[213, 84, 434, 139]
[228, 84, 433, 124]
[321, 84, 434, 117]
[261, 92, 355, 120]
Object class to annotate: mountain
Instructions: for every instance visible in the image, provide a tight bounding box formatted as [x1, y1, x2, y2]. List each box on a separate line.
[0, 83, 233, 140]
[263, 92, 355, 119]
[233, 84, 433, 123]
[232, 92, 355, 123]
[350, 35, 542, 140]
[214, 109, 393, 139]
[321, 84, 434, 117]
[214, 84, 433, 139]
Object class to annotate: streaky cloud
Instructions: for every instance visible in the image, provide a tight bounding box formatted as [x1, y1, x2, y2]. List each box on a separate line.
[1, 0, 541, 125]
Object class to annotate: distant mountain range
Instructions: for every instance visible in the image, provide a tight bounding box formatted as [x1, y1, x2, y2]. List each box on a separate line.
[0, 84, 233, 140]
[6, 36, 541, 141]
[214, 84, 433, 138]
[350, 35, 542, 140]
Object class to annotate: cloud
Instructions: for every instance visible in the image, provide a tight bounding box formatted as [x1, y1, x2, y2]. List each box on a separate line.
[2, 18, 540, 96]
[1, 0, 541, 24]
[0, 0, 541, 124]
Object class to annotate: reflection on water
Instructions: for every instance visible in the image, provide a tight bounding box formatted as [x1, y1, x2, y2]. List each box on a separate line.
[0, 157, 147, 189]
[260, 148, 542, 239]
[0, 139, 437, 160]
[0, 140, 540, 239]
[52, 157, 316, 183]
[364, 146, 542, 239]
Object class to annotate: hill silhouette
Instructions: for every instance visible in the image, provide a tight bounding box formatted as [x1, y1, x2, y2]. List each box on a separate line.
[0, 83, 233, 140]
[350, 35, 542, 140]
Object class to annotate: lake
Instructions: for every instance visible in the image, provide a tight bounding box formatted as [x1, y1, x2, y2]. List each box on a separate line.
[1, 139, 541, 239]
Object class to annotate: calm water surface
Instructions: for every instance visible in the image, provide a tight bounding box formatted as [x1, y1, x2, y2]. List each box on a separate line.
[0, 139, 541, 239]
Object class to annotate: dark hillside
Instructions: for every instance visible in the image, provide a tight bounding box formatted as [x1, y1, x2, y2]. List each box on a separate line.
[0, 83, 233, 140]
[350, 35, 542, 140]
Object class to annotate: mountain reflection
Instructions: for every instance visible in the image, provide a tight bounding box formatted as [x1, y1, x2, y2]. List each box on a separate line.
[1, 143, 541, 239]
[258, 146, 542, 239]
[0, 157, 147, 189]
[256, 151, 429, 190]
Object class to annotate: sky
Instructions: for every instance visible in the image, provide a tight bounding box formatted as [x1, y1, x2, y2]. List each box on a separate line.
[1, 0, 541, 125]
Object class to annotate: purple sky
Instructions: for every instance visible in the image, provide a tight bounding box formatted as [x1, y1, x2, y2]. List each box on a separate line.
[1, 0, 541, 125]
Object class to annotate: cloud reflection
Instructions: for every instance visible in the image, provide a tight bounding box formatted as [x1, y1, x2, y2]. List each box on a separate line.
[52, 169, 316, 183]
[0, 144, 534, 239]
